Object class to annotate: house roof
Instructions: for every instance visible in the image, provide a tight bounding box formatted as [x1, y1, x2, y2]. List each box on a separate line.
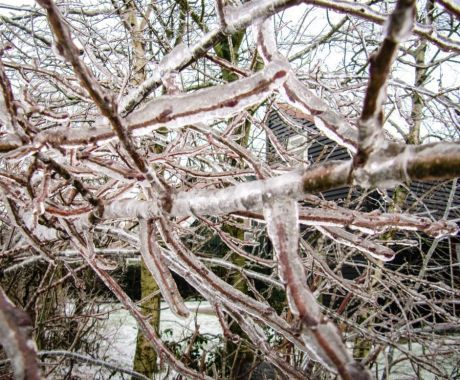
[267, 107, 460, 222]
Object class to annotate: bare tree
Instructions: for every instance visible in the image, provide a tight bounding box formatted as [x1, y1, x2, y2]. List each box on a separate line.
[0, 0, 459, 379]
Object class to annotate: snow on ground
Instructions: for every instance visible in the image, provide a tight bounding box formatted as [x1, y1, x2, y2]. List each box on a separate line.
[100, 301, 222, 370]
[65, 301, 221, 379]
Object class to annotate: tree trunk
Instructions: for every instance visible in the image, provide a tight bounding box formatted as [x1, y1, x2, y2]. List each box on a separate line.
[133, 260, 161, 376]
[116, 1, 162, 377]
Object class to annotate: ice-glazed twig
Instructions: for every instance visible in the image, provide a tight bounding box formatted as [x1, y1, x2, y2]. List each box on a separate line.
[2, 195, 55, 262]
[356, 0, 416, 162]
[255, 17, 358, 153]
[262, 197, 318, 323]
[435, 0, 460, 18]
[196, 215, 275, 266]
[139, 218, 189, 318]
[37, 351, 149, 380]
[301, 0, 459, 52]
[0, 56, 30, 144]
[262, 196, 371, 379]
[298, 206, 458, 237]
[202, 258, 280, 286]
[155, 216, 313, 350]
[96, 221, 371, 372]
[281, 76, 359, 153]
[233, 205, 457, 245]
[122, 61, 289, 135]
[119, 0, 306, 113]
[0, 286, 41, 380]
[318, 226, 395, 261]
[37, 152, 103, 213]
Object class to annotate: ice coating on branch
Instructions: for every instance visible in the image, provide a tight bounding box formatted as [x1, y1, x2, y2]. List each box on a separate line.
[254, 16, 279, 61]
[171, 169, 304, 217]
[262, 197, 366, 374]
[126, 60, 289, 133]
[299, 206, 458, 237]
[0, 287, 41, 380]
[354, 143, 410, 189]
[255, 17, 358, 153]
[262, 196, 320, 323]
[223, 0, 294, 34]
[82, 159, 140, 183]
[281, 77, 358, 153]
[22, 211, 58, 240]
[36, 123, 114, 148]
[103, 198, 160, 219]
[119, 43, 193, 112]
[37, 61, 289, 148]
[139, 219, 189, 318]
[303, 321, 357, 374]
[319, 226, 395, 261]
[160, 43, 193, 74]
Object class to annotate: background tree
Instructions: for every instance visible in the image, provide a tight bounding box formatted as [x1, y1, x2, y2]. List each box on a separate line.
[0, 0, 459, 379]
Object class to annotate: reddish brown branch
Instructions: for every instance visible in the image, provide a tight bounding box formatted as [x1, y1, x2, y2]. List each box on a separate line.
[0, 287, 41, 380]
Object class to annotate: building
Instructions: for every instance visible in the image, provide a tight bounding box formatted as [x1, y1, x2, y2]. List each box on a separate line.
[267, 105, 460, 320]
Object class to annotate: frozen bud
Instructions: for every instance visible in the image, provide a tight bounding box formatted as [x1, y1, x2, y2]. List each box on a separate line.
[73, 38, 85, 56]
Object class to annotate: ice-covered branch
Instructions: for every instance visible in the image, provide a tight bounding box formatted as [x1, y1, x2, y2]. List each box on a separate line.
[318, 226, 396, 261]
[233, 206, 454, 260]
[61, 220, 212, 380]
[299, 206, 458, 237]
[356, 0, 416, 162]
[0, 287, 41, 380]
[139, 219, 189, 318]
[119, 0, 304, 113]
[155, 217, 312, 351]
[263, 197, 318, 324]
[8, 61, 289, 152]
[223, 0, 460, 53]
[0, 57, 29, 144]
[281, 77, 358, 153]
[36, 0, 154, 184]
[2, 195, 56, 262]
[103, 141, 460, 220]
[38, 351, 149, 380]
[256, 18, 358, 152]
[262, 197, 371, 379]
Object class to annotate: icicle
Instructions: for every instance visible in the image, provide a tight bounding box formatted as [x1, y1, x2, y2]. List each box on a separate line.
[139, 218, 189, 318]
